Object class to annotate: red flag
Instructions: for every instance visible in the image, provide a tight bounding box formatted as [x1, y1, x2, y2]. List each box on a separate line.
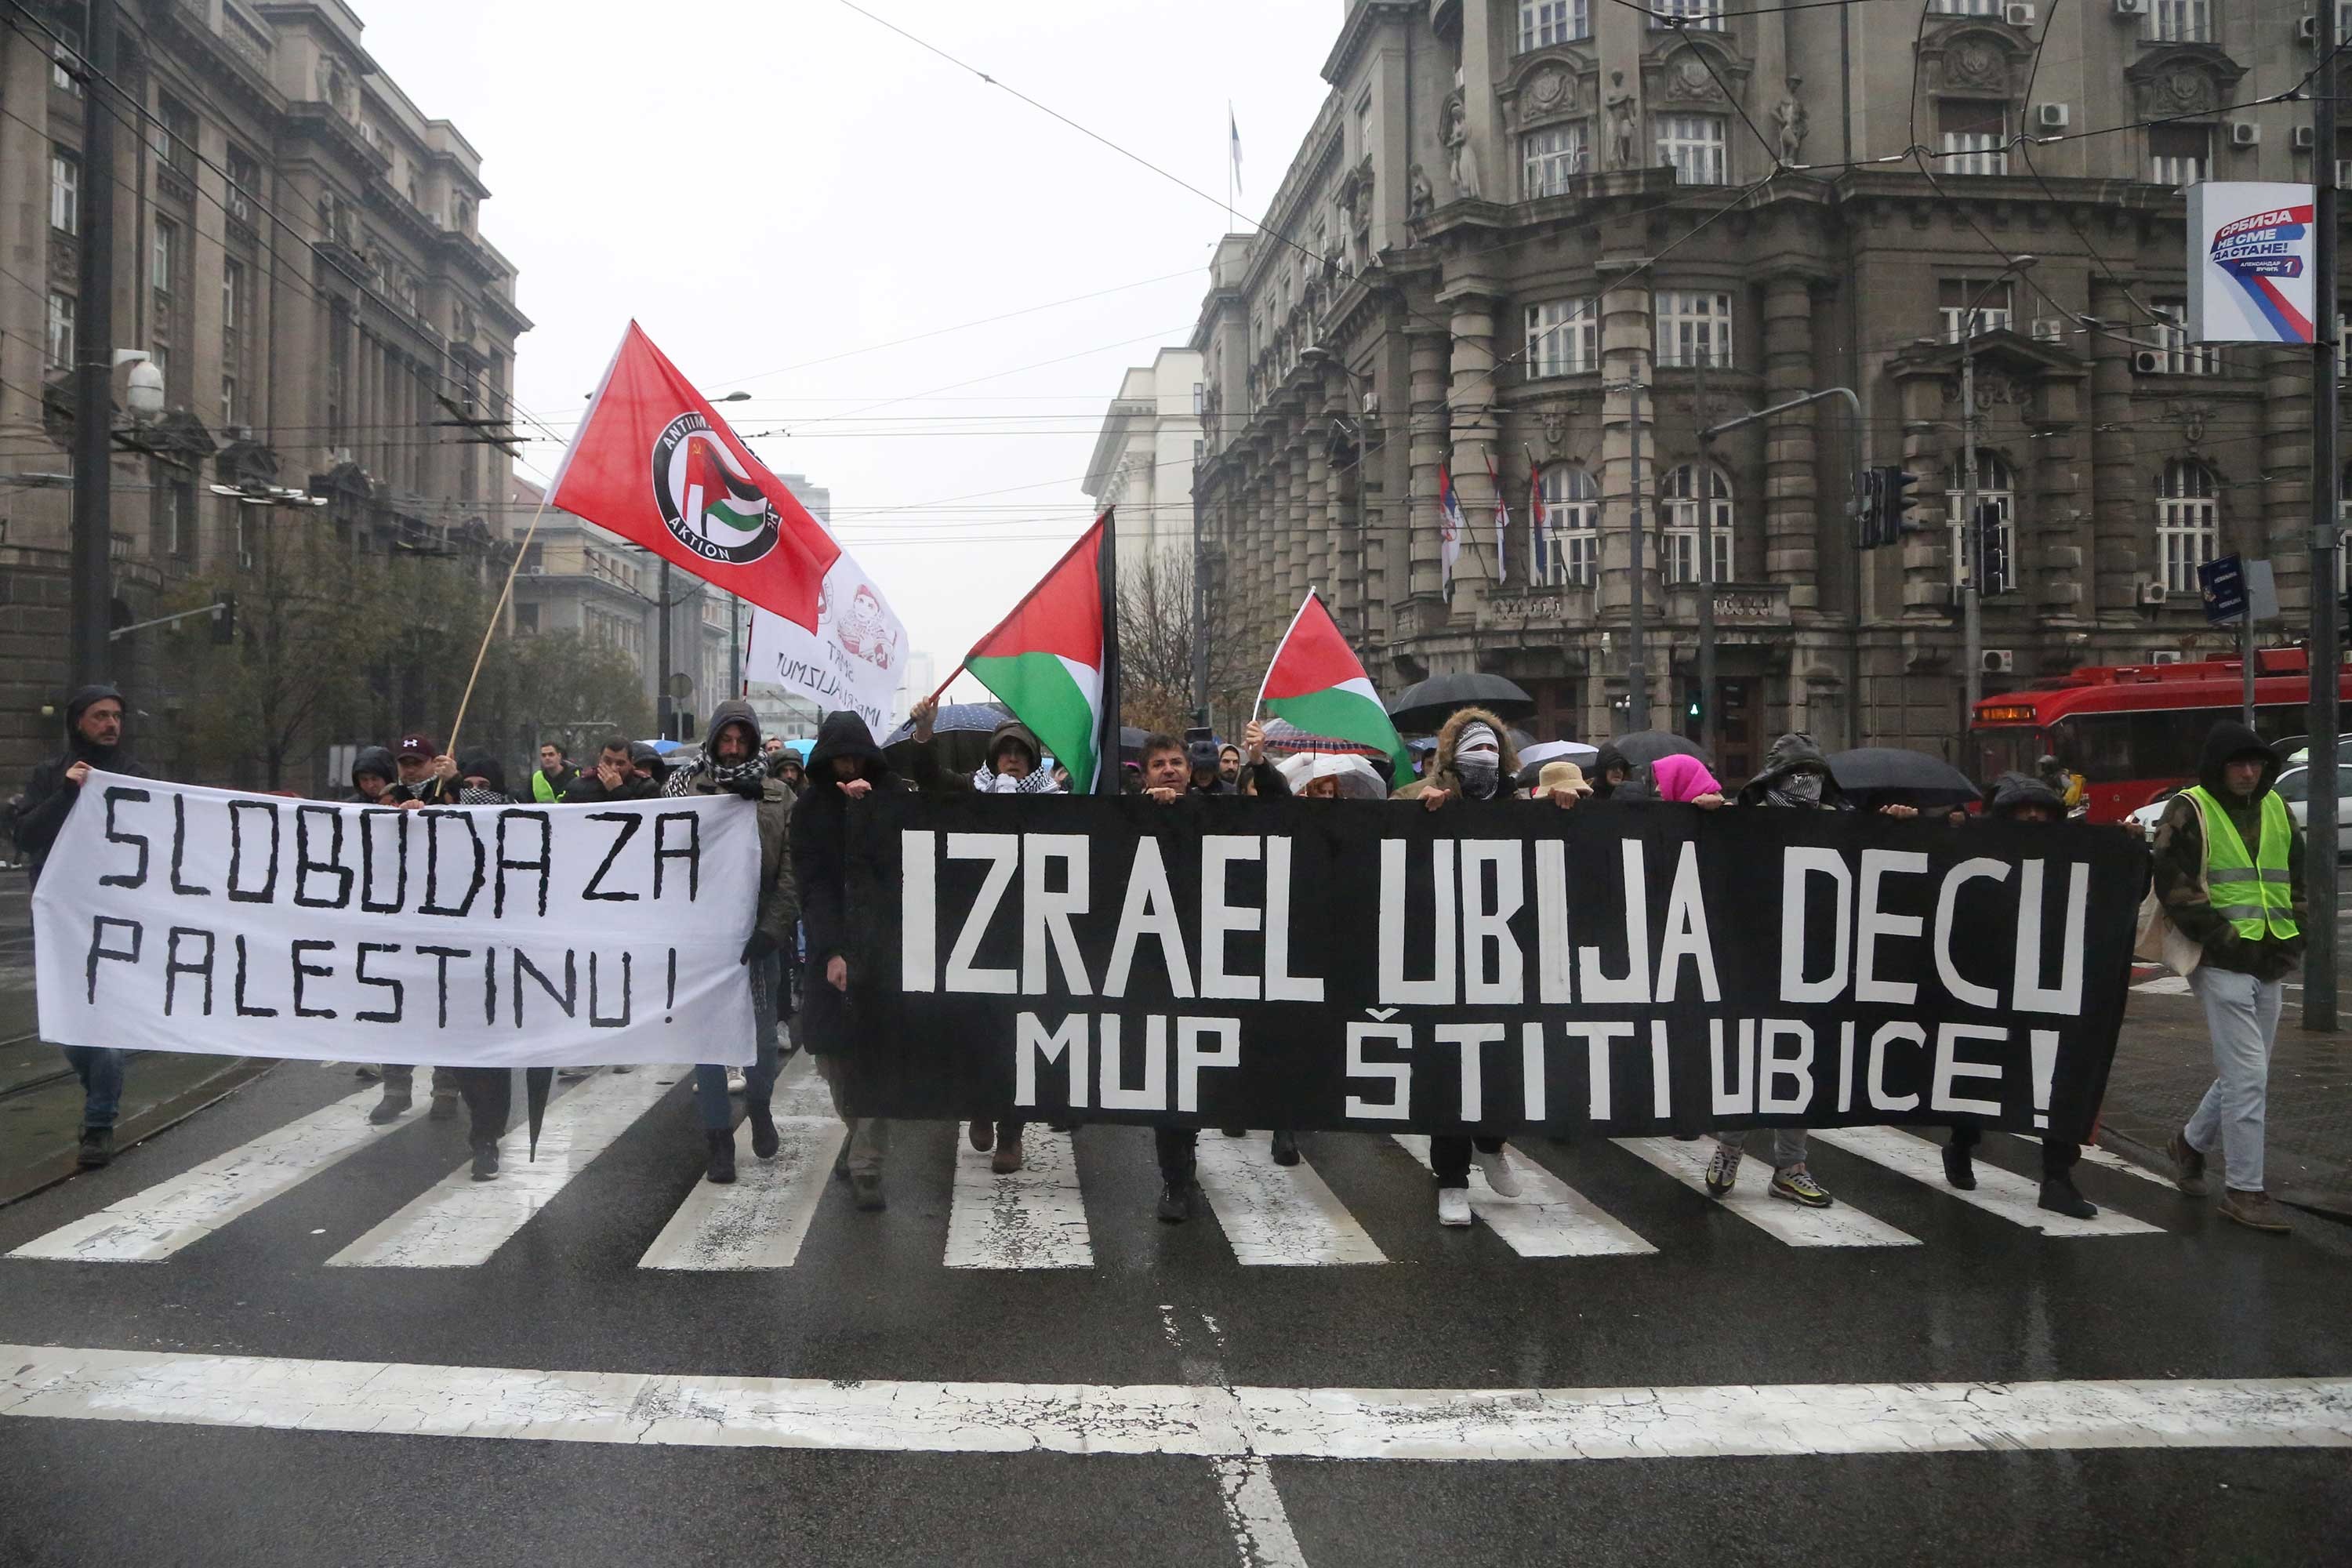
[547, 322, 840, 630]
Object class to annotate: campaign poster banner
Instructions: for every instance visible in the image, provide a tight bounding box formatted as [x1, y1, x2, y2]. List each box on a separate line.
[839, 795, 2145, 1138]
[2188, 182, 2317, 345]
[746, 546, 908, 734]
[32, 775, 760, 1067]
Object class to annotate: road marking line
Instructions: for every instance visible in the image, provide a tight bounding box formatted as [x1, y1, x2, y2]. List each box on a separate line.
[637, 1117, 843, 1272]
[942, 1133, 1091, 1270]
[2132, 975, 2193, 995]
[2, 1345, 2346, 1462]
[1809, 1127, 2164, 1237]
[1613, 1137, 1922, 1248]
[1392, 1137, 1654, 1258]
[1192, 1136, 1385, 1266]
[771, 1053, 834, 1119]
[2071, 1138, 2179, 1187]
[325, 1070, 675, 1269]
[8, 1089, 386, 1263]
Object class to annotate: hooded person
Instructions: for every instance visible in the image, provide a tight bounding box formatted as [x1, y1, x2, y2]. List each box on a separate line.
[1736, 731, 1847, 810]
[1589, 744, 1635, 800]
[1650, 753, 1726, 805]
[2151, 721, 2303, 1234]
[792, 710, 899, 1210]
[345, 745, 398, 804]
[1185, 724, 1290, 797]
[664, 698, 800, 1185]
[16, 684, 148, 1167]
[627, 740, 668, 792]
[456, 750, 514, 805]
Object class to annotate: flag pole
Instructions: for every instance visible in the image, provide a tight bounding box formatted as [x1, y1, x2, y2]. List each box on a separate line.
[1095, 507, 1120, 795]
[445, 488, 554, 761]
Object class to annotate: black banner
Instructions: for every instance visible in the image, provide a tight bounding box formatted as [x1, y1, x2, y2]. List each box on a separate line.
[840, 795, 2145, 1139]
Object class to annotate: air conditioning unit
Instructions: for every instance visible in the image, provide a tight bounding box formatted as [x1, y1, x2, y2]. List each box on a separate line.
[2133, 350, 2164, 374]
[2139, 581, 2169, 607]
[1982, 649, 2016, 674]
[2003, 2, 2036, 24]
[2032, 317, 2067, 343]
[2296, 126, 2318, 151]
[2151, 649, 2184, 664]
[2301, 15, 2322, 43]
[2230, 122, 2261, 148]
[2036, 103, 2070, 131]
[2113, 0, 2145, 15]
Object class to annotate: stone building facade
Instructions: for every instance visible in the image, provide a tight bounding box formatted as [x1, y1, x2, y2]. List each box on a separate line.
[0, 0, 528, 781]
[1191, 0, 2341, 781]
[1082, 346, 1204, 573]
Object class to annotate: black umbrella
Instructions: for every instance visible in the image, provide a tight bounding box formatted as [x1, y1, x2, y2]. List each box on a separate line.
[1608, 730, 1712, 768]
[1385, 673, 1535, 731]
[1828, 747, 1980, 810]
[880, 702, 1011, 775]
[524, 1066, 552, 1161]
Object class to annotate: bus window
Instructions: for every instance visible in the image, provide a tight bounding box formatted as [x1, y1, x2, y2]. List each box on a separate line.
[2051, 713, 2136, 782]
[1973, 727, 2044, 782]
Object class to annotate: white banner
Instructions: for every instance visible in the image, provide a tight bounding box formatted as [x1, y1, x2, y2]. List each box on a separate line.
[745, 546, 907, 733]
[2187, 182, 2317, 345]
[32, 775, 758, 1067]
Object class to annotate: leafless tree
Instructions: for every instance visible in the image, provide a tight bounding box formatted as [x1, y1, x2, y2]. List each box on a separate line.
[1115, 546, 1254, 736]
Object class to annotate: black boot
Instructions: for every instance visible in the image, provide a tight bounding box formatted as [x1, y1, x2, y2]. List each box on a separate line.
[1942, 1142, 1976, 1190]
[1156, 1177, 1197, 1223]
[1269, 1130, 1300, 1167]
[2038, 1174, 2097, 1220]
[705, 1128, 738, 1185]
[470, 1141, 500, 1181]
[76, 1127, 114, 1168]
[747, 1101, 779, 1160]
[368, 1090, 412, 1126]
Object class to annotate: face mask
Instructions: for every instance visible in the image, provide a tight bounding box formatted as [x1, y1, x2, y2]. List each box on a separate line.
[1781, 771, 1824, 806]
[1457, 758, 1499, 798]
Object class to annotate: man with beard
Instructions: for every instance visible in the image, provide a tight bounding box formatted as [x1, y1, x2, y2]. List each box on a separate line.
[16, 685, 151, 1167]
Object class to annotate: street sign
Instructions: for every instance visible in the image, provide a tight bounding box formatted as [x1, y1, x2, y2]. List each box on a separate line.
[2198, 554, 2246, 626]
[2246, 558, 2280, 622]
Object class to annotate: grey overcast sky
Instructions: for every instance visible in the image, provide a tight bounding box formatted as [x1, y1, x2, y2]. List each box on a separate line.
[359, 0, 1339, 695]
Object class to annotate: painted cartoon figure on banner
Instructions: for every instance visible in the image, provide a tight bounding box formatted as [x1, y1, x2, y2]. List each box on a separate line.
[840, 583, 898, 669]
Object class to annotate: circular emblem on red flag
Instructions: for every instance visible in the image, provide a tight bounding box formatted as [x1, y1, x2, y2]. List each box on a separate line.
[652, 412, 781, 565]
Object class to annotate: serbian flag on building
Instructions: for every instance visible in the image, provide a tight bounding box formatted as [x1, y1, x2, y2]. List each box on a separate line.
[1256, 590, 1410, 786]
[1526, 445, 1553, 584]
[945, 512, 1120, 794]
[546, 321, 839, 630]
[1485, 449, 1509, 568]
[1436, 460, 1464, 593]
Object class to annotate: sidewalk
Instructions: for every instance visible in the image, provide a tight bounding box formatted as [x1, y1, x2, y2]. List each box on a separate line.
[2102, 977, 2352, 1221]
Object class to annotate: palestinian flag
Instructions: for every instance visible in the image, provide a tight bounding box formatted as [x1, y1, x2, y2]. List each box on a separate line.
[1256, 590, 1411, 786]
[960, 516, 1110, 793]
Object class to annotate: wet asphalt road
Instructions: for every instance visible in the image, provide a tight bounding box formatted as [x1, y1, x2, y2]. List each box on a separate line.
[1, 1048, 2347, 1567]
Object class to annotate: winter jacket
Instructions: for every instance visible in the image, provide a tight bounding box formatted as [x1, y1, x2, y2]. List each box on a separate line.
[1392, 706, 1520, 802]
[17, 684, 151, 887]
[344, 746, 398, 804]
[1590, 744, 1635, 799]
[529, 764, 576, 804]
[1737, 731, 1850, 810]
[561, 761, 658, 804]
[792, 710, 900, 1055]
[456, 751, 515, 806]
[670, 699, 799, 955]
[910, 716, 1063, 797]
[2151, 721, 2307, 980]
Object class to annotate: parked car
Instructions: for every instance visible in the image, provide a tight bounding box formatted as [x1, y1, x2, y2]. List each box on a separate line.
[2127, 784, 2185, 844]
[2270, 764, 2352, 858]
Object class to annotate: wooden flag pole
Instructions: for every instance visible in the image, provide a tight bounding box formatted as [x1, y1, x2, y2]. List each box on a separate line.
[445, 488, 554, 762]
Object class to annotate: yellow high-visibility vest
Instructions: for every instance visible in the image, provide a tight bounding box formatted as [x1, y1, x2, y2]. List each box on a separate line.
[2185, 785, 2299, 940]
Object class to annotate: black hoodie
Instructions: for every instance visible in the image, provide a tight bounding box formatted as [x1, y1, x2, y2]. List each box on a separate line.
[1737, 732, 1849, 810]
[456, 751, 513, 805]
[346, 745, 398, 804]
[793, 711, 898, 1056]
[16, 684, 149, 886]
[2152, 721, 2305, 978]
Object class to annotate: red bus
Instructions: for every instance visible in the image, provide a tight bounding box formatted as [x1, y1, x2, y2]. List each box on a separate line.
[1968, 648, 2352, 824]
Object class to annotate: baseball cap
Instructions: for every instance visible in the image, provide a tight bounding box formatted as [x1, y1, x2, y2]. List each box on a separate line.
[396, 734, 438, 760]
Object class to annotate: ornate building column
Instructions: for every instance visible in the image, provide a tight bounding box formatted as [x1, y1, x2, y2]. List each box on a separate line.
[1302, 383, 1332, 610]
[1439, 283, 1503, 604]
[2087, 278, 2143, 616]
[1407, 328, 1451, 605]
[1762, 270, 1820, 607]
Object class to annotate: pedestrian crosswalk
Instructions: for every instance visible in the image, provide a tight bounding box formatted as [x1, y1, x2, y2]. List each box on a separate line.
[6, 1060, 2202, 1276]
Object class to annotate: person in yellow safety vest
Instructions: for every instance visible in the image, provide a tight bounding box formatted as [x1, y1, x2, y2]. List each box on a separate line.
[2149, 721, 2304, 1235]
[530, 742, 576, 804]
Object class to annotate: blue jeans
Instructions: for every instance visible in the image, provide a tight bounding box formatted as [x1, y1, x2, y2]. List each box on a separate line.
[2186, 965, 2283, 1192]
[693, 960, 777, 1131]
[62, 1046, 123, 1130]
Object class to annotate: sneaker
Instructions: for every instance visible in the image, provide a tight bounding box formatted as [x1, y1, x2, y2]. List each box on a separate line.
[2216, 1189, 2292, 1234]
[747, 1102, 779, 1160]
[1769, 1166, 1835, 1208]
[367, 1091, 412, 1126]
[354, 1065, 381, 1081]
[2038, 1175, 2096, 1220]
[852, 1172, 887, 1211]
[1156, 1178, 1196, 1223]
[2167, 1129, 2209, 1197]
[1475, 1148, 1523, 1198]
[991, 1131, 1023, 1175]
[967, 1119, 995, 1153]
[1942, 1142, 1976, 1191]
[1269, 1130, 1300, 1167]
[1436, 1187, 1473, 1227]
[75, 1127, 114, 1169]
[426, 1093, 459, 1122]
[704, 1129, 737, 1185]
[1703, 1142, 1743, 1199]
[470, 1141, 500, 1182]
[725, 1068, 748, 1095]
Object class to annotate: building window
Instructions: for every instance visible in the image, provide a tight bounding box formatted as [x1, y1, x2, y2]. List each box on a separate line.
[47, 291, 74, 370]
[1660, 463, 1734, 585]
[2150, 123, 2209, 187]
[152, 218, 178, 292]
[1656, 114, 1727, 184]
[220, 374, 238, 428]
[1938, 278, 2013, 342]
[51, 25, 81, 93]
[1649, 0, 1722, 29]
[223, 257, 247, 332]
[2155, 458, 2220, 595]
[1523, 124, 1588, 198]
[1356, 94, 1372, 158]
[1937, 100, 2009, 176]
[50, 150, 78, 234]
[166, 481, 196, 561]
[2151, 300, 2220, 375]
[1534, 465, 1599, 586]
[1654, 290, 1733, 368]
[1526, 297, 1599, 376]
[226, 146, 260, 221]
[155, 94, 198, 173]
[1519, 0, 1590, 49]
[1947, 452, 2016, 593]
[514, 602, 540, 635]
[2146, 1, 2211, 42]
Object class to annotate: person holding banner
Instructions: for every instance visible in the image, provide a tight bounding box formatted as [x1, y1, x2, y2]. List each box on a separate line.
[794, 710, 898, 1210]
[16, 684, 147, 1168]
[665, 699, 798, 1185]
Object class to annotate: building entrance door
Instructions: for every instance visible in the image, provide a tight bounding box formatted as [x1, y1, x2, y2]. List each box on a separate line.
[1682, 677, 1757, 784]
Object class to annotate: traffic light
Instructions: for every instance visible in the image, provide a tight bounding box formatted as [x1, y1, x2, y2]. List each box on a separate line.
[1685, 681, 1703, 722]
[1875, 466, 1920, 544]
[210, 593, 236, 644]
[1857, 469, 1882, 549]
[1973, 503, 2009, 595]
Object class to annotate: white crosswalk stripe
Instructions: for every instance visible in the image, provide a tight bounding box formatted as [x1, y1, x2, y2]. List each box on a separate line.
[1809, 1127, 2165, 1237]
[1391, 1136, 1656, 1257]
[1613, 1137, 1922, 1248]
[327, 1069, 676, 1269]
[943, 1131, 1092, 1269]
[1193, 1134, 1386, 1265]
[638, 1116, 844, 1270]
[8, 1087, 387, 1262]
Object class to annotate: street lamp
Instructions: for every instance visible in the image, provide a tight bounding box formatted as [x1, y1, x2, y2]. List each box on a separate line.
[118, 351, 164, 419]
[1960, 255, 2036, 716]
